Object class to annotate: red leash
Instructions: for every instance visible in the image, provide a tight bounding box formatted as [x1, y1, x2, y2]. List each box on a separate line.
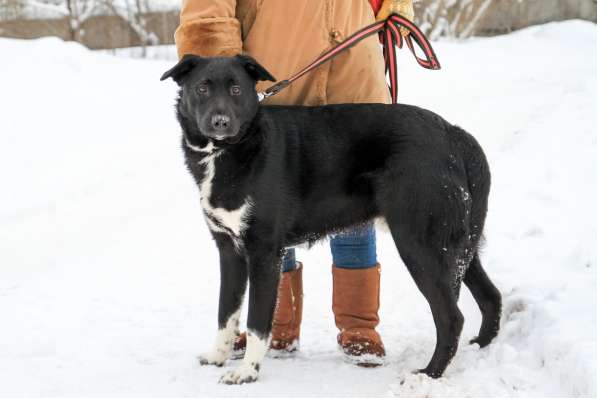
[258, 14, 440, 104]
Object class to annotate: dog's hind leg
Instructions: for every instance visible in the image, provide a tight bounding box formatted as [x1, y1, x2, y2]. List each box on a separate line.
[387, 219, 464, 378]
[198, 234, 248, 367]
[219, 241, 283, 385]
[464, 253, 502, 347]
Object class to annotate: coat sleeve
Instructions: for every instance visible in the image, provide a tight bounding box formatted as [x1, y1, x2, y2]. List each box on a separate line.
[174, 0, 242, 59]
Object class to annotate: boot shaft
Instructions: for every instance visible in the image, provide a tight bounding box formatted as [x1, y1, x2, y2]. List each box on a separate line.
[332, 264, 381, 331]
[271, 264, 303, 343]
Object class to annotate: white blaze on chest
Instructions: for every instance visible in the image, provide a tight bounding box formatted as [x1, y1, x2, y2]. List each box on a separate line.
[197, 148, 253, 244]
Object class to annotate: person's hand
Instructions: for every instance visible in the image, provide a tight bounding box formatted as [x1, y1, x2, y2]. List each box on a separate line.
[375, 0, 415, 37]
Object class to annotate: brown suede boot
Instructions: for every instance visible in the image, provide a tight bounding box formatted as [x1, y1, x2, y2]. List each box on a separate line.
[231, 263, 303, 359]
[333, 263, 385, 367]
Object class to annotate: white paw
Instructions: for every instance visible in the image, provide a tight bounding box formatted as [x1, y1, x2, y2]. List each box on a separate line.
[198, 350, 227, 367]
[219, 364, 260, 385]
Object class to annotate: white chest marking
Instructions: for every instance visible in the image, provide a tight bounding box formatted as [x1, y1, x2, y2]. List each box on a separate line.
[191, 142, 252, 247]
[185, 137, 213, 153]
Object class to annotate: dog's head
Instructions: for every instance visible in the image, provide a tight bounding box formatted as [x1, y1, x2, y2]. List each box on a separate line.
[161, 54, 275, 144]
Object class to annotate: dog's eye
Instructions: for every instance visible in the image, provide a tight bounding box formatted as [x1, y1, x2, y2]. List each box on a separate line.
[230, 85, 242, 96]
[197, 84, 208, 95]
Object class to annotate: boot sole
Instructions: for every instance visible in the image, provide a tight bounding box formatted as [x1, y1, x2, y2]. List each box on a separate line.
[340, 350, 385, 367]
[268, 340, 300, 358]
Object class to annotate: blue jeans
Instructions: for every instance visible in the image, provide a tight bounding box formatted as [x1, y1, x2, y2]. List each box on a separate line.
[282, 223, 377, 272]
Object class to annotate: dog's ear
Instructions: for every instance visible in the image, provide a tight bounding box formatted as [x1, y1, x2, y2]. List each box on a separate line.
[235, 54, 276, 82]
[160, 54, 204, 85]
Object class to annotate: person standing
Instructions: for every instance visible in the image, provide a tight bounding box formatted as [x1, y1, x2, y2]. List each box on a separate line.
[175, 0, 414, 367]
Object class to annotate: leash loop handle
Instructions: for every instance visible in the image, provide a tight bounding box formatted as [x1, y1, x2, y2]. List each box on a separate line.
[258, 14, 440, 103]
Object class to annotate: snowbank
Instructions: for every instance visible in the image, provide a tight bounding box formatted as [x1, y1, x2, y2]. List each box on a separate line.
[1, 20, 596, 398]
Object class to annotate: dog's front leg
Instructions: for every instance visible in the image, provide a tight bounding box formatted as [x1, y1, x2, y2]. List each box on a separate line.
[198, 234, 248, 367]
[219, 244, 281, 385]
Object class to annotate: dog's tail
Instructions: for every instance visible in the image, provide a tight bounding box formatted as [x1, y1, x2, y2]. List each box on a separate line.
[452, 125, 491, 248]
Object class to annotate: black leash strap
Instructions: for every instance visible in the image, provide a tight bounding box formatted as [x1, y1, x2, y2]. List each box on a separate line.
[258, 13, 440, 104]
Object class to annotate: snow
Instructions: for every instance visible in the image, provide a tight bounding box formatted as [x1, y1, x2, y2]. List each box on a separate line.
[16, 0, 180, 20]
[1, 20, 597, 398]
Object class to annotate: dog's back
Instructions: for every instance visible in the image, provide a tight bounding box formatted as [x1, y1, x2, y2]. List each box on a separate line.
[256, 104, 490, 251]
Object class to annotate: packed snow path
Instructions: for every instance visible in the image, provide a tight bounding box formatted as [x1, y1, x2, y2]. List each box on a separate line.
[1, 21, 596, 398]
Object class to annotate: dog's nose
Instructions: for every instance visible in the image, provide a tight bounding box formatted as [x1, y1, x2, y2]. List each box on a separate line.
[211, 114, 230, 130]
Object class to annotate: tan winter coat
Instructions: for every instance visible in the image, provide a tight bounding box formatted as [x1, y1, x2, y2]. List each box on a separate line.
[175, 0, 390, 106]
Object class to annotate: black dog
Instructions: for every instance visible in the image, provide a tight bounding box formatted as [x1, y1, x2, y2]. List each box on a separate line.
[161, 54, 502, 384]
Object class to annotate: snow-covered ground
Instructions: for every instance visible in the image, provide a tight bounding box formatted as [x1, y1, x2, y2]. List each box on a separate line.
[1, 20, 596, 398]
